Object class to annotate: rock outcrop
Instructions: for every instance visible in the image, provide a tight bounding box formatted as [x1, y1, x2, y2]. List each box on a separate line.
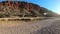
[0, 1, 48, 18]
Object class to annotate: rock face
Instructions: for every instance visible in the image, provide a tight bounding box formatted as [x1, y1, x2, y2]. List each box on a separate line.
[0, 1, 47, 18]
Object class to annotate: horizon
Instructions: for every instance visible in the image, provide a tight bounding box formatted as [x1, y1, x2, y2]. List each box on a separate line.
[0, 0, 60, 14]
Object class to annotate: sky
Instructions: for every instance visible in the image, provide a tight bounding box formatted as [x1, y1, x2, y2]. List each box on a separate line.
[0, 0, 60, 14]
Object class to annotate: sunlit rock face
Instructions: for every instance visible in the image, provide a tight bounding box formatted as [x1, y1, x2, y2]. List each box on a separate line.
[0, 1, 46, 18]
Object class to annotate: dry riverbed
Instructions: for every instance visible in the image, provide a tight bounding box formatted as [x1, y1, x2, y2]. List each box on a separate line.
[0, 17, 60, 34]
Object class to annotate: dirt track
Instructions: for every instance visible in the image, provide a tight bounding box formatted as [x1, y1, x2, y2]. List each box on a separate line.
[0, 17, 60, 34]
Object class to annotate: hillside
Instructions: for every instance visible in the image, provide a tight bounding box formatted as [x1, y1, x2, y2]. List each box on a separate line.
[0, 1, 58, 18]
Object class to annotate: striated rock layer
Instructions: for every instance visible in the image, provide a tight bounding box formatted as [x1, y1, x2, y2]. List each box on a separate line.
[0, 1, 47, 18]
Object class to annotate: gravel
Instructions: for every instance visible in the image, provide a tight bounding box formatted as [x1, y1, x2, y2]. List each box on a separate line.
[32, 20, 60, 34]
